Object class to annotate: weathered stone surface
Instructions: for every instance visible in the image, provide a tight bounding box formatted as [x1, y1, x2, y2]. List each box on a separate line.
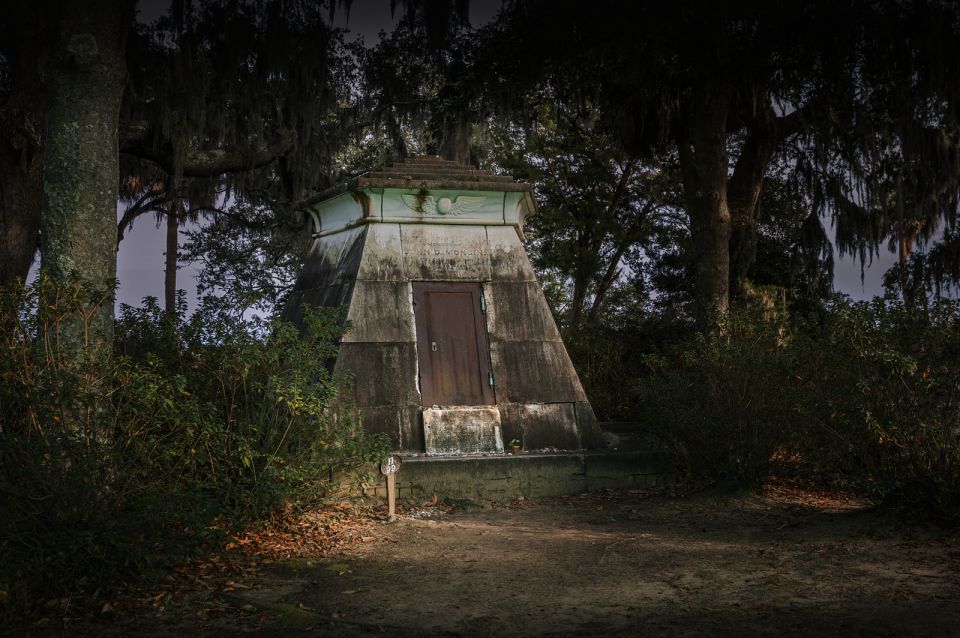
[423, 407, 503, 455]
[398, 405, 424, 452]
[484, 281, 563, 342]
[496, 402, 523, 448]
[309, 191, 363, 232]
[356, 223, 404, 281]
[335, 342, 420, 407]
[286, 156, 599, 456]
[382, 189, 505, 222]
[366, 451, 673, 501]
[342, 281, 415, 343]
[519, 402, 580, 450]
[490, 341, 588, 404]
[357, 405, 404, 447]
[400, 225, 491, 281]
[295, 227, 365, 287]
[503, 191, 534, 226]
[281, 283, 354, 326]
[486, 225, 537, 282]
[574, 401, 603, 449]
[354, 406, 423, 453]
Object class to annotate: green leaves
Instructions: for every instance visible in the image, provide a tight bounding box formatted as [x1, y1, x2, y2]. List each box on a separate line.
[0, 282, 386, 612]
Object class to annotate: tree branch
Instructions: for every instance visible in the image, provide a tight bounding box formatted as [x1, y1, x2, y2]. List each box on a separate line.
[120, 127, 296, 178]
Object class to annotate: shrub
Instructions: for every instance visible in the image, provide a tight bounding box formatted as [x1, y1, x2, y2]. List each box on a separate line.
[634, 310, 798, 487]
[0, 278, 389, 614]
[632, 296, 960, 520]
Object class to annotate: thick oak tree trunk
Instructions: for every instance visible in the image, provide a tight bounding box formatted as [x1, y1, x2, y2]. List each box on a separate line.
[39, 1, 133, 346]
[678, 84, 732, 330]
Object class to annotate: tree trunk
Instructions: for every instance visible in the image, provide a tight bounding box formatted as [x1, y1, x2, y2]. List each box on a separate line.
[164, 206, 178, 315]
[39, 1, 133, 347]
[440, 111, 471, 166]
[678, 84, 731, 330]
[727, 108, 779, 302]
[564, 275, 589, 338]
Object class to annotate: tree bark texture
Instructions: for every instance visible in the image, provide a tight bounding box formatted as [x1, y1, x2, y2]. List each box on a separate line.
[39, 0, 134, 346]
[440, 111, 471, 166]
[727, 107, 779, 301]
[678, 83, 732, 329]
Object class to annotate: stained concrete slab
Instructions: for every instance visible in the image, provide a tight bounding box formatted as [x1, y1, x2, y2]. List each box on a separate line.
[365, 450, 672, 500]
[423, 407, 504, 455]
[356, 223, 404, 281]
[335, 342, 420, 407]
[400, 224, 491, 281]
[484, 281, 564, 342]
[519, 402, 580, 450]
[489, 340, 588, 404]
[486, 225, 538, 282]
[342, 280, 415, 343]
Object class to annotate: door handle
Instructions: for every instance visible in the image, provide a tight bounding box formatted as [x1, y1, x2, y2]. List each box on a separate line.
[431, 341, 438, 351]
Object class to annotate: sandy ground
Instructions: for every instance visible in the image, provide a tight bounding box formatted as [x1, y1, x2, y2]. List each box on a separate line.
[17, 486, 960, 637]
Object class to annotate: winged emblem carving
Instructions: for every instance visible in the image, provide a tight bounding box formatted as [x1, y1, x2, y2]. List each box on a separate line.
[400, 194, 487, 216]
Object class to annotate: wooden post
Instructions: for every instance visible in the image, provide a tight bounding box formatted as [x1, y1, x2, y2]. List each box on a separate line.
[379, 455, 402, 522]
[387, 472, 397, 521]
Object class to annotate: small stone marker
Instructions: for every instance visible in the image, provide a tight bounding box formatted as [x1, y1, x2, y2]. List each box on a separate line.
[379, 455, 402, 521]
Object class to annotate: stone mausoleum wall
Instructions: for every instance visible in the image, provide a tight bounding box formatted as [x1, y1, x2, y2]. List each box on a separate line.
[284, 157, 601, 455]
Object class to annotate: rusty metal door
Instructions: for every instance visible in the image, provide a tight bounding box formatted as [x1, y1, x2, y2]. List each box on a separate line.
[412, 282, 494, 406]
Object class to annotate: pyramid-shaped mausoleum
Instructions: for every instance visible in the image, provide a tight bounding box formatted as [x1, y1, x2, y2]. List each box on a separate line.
[284, 156, 600, 455]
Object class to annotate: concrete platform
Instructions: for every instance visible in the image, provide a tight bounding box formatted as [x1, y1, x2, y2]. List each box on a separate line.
[365, 450, 672, 501]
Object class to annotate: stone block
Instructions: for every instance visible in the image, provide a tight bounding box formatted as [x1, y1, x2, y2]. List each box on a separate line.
[583, 451, 674, 492]
[496, 402, 523, 448]
[342, 281, 415, 343]
[398, 405, 424, 452]
[490, 341, 588, 404]
[486, 225, 537, 282]
[355, 404, 424, 453]
[281, 283, 355, 326]
[335, 342, 420, 407]
[311, 191, 364, 232]
[400, 225, 491, 281]
[357, 405, 403, 447]
[519, 402, 580, 450]
[574, 401, 603, 449]
[423, 406, 503, 455]
[484, 281, 563, 342]
[357, 223, 404, 281]
[382, 189, 504, 222]
[295, 227, 365, 287]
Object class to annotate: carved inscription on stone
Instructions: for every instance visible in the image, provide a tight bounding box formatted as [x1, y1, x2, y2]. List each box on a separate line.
[401, 226, 490, 279]
[409, 241, 483, 269]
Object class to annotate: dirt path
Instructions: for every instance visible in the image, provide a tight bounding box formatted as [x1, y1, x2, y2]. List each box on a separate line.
[21, 487, 960, 637]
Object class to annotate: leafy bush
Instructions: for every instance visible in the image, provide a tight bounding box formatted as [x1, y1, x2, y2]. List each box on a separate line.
[0, 278, 389, 614]
[632, 296, 960, 519]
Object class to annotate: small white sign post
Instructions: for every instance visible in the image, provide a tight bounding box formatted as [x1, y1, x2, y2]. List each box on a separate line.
[379, 455, 402, 521]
